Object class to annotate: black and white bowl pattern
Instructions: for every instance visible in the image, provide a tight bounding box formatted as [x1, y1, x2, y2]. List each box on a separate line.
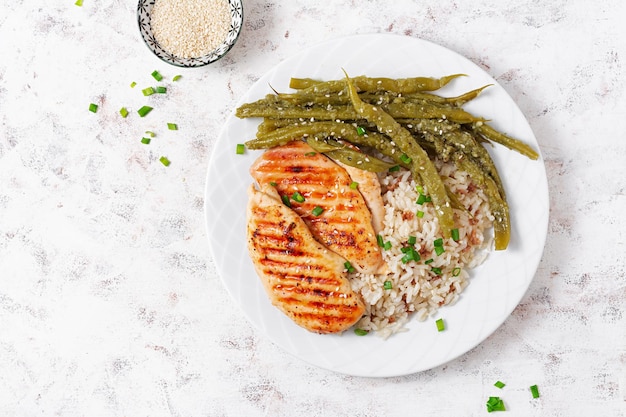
[137, 0, 243, 67]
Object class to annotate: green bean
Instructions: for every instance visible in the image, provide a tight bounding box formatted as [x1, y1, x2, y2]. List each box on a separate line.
[306, 137, 395, 173]
[456, 156, 510, 250]
[473, 122, 539, 160]
[343, 70, 455, 238]
[289, 74, 466, 94]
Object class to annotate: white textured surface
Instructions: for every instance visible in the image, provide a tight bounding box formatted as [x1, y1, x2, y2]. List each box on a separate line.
[0, 0, 624, 416]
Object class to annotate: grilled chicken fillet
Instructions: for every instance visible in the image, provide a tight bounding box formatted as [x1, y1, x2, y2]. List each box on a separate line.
[246, 184, 365, 334]
[250, 141, 384, 274]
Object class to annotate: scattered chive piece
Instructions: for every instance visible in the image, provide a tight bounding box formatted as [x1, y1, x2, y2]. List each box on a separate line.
[356, 126, 366, 136]
[451, 228, 460, 241]
[119, 107, 129, 118]
[172, 74, 182, 81]
[159, 156, 170, 166]
[281, 194, 291, 207]
[431, 267, 442, 275]
[408, 236, 417, 245]
[74, 0, 83, 6]
[435, 318, 445, 332]
[291, 192, 305, 203]
[376, 234, 384, 248]
[383, 241, 392, 251]
[88, 103, 98, 113]
[530, 385, 540, 398]
[401, 246, 420, 263]
[130, 81, 137, 88]
[269, 181, 277, 187]
[156, 86, 167, 94]
[383, 281, 393, 290]
[433, 238, 444, 247]
[349, 181, 359, 190]
[137, 105, 153, 117]
[167, 122, 178, 130]
[142, 87, 156, 96]
[151, 70, 163, 81]
[424, 258, 434, 264]
[304, 151, 317, 156]
[344, 261, 356, 273]
[140, 137, 151, 145]
[145, 130, 156, 137]
[416, 185, 424, 194]
[354, 328, 369, 336]
[486, 396, 506, 412]
[388, 165, 400, 172]
[235, 143, 245, 154]
[452, 267, 461, 277]
[494, 381, 506, 389]
[399, 153, 412, 164]
[416, 210, 425, 218]
[416, 194, 427, 205]
[312, 206, 324, 216]
[435, 245, 445, 256]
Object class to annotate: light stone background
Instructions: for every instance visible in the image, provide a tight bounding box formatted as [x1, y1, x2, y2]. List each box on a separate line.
[1, 0, 625, 416]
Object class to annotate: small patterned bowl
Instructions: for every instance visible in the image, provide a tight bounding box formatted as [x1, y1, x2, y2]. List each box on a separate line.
[137, 0, 243, 68]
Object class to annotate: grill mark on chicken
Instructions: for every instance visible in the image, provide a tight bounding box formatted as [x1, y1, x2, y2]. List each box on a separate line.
[250, 141, 384, 274]
[246, 184, 365, 334]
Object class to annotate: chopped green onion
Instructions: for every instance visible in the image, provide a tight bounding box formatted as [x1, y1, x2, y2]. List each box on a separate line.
[281, 195, 291, 207]
[451, 228, 460, 241]
[433, 238, 444, 247]
[530, 385, 540, 398]
[159, 156, 170, 166]
[452, 267, 461, 277]
[354, 328, 369, 336]
[349, 181, 359, 190]
[376, 234, 384, 248]
[435, 318, 445, 332]
[304, 151, 317, 156]
[400, 246, 420, 263]
[416, 185, 424, 194]
[399, 153, 412, 164]
[424, 258, 434, 264]
[141, 137, 151, 145]
[236, 144, 245, 155]
[416, 194, 427, 205]
[383, 281, 392, 290]
[312, 206, 324, 216]
[269, 181, 277, 187]
[388, 165, 400, 172]
[431, 267, 442, 275]
[486, 396, 506, 412]
[145, 130, 156, 137]
[119, 107, 128, 118]
[156, 86, 167, 94]
[142, 87, 156, 96]
[151, 70, 163, 81]
[408, 236, 416, 245]
[291, 191, 305, 203]
[172, 74, 182, 81]
[494, 381, 506, 389]
[434, 245, 445, 256]
[356, 126, 366, 136]
[74, 0, 83, 6]
[130, 81, 137, 88]
[344, 261, 356, 273]
[416, 210, 425, 218]
[88, 103, 98, 113]
[137, 105, 153, 117]
[383, 241, 392, 251]
[167, 122, 178, 130]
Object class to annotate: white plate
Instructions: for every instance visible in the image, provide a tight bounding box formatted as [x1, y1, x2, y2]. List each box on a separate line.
[204, 34, 549, 377]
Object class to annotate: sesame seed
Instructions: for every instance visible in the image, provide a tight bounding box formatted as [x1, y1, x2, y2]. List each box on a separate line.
[151, 0, 231, 59]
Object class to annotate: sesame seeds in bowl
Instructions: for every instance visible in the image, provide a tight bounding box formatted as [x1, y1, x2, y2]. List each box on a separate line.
[137, 0, 243, 67]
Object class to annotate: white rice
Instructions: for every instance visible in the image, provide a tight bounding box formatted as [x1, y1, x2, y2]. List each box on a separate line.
[351, 160, 493, 338]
